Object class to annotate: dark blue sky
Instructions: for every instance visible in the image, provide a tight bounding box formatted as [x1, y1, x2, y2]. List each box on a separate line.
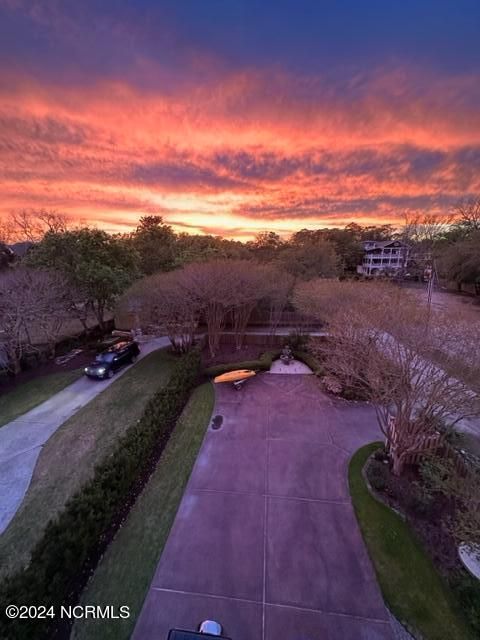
[1, 1, 480, 85]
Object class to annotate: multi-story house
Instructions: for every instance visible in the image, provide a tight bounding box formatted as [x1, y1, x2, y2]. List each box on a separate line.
[357, 239, 409, 277]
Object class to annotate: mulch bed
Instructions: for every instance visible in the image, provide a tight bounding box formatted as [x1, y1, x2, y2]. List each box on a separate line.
[366, 456, 462, 575]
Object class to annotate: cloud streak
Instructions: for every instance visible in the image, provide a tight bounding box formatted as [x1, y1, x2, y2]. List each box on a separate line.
[1, 1, 480, 238]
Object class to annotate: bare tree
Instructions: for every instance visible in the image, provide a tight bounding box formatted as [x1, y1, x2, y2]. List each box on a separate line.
[401, 212, 454, 247]
[227, 261, 271, 350]
[0, 217, 17, 244]
[0, 268, 72, 374]
[263, 266, 294, 341]
[119, 260, 287, 355]
[180, 260, 238, 357]
[294, 280, 480, 475]
[455, 196, 480, 233]
[118, 270, 202, 353]
[30, 271, 72, 358]
[8, 209, 69, 242]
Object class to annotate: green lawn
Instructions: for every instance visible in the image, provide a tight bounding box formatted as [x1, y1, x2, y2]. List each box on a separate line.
[0, 349, 176, 580]
[71, 382, 214, 640]
[349, 443, 473, 640]
[0, 369, 83, 427]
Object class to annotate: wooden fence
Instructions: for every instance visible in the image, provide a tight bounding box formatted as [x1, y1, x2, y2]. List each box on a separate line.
[386, 414, 468, 474]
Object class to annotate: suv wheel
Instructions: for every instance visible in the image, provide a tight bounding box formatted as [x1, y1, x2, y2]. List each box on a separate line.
[131, 354, 138, 363]
[107, 369, 114, 379]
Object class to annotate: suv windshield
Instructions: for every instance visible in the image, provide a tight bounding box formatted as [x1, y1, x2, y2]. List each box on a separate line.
[95, 352, 116, 363]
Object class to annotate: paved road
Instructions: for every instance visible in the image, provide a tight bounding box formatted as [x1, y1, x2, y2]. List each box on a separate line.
[133, 373, 393, 640]
[0, 337, 169, 534]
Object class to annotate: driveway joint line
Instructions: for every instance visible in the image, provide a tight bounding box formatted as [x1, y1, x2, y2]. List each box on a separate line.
[267, 494, 350, 505]
[266, 601, 391, 624]
[148, 588, 390, 625]
[193, 488, 350, 505]
[151, 587, 261, 607]
[0, 444, 42, 464]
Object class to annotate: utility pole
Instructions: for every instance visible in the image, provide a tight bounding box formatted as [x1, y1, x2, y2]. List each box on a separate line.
[425, 256, 438, 325]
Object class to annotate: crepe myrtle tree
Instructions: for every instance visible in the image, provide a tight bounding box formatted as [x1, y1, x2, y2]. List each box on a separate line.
[119, 259, 279, 355]
[263, 265, 295, 341]
[226, 261, 273, 350]
[294, 279, 480, 475]
[118, 270, 202, 353]
[185, 259, 281, 355]
[180, 260, 238, 357]
[0, 268, 73, 374]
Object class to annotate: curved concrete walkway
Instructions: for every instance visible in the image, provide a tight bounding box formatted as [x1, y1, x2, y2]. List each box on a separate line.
[269, 358, 313, 374]
[0, 337, 169, 534]
[133, 373, 393, 639]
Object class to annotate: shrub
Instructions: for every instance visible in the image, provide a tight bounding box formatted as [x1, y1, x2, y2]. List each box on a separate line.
[340, 381, 370, 401]
[0, 350, 201, 640]
[405, 483, 435, 518]
[366, 459, 389, 492]
[293, 350, 325, 376]
[449, 570, 480, 636]
[322, 374, 342, 394]
[284, 331, 310, 352]
[204, 348, 324, 378]
[373, 446, 388, 462]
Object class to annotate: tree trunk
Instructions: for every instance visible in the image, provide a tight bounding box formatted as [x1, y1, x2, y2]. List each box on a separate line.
[7, 348, 21, 376]
[94, 300, 106, 331]
[391, 452, 404, 476]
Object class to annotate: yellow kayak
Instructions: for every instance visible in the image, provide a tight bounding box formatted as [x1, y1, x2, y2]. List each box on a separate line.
[214, 369, 256, 384]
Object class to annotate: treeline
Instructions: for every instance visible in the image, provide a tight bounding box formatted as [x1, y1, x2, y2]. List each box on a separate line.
[1, 209, 394, 277]
[1, 201, 479, 374]
[400, 199, 480, 291]
[0, 212, 390, 374]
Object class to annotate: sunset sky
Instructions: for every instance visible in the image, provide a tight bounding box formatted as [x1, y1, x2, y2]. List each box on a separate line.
[1, 1, 480, 240]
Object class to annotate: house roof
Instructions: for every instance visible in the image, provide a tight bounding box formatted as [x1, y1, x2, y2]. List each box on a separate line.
[9, 241, 34, 257]
[362, 239, 408, 250]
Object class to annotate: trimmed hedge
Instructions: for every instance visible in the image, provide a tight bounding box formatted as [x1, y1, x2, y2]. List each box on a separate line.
[204, 349, 324, 378]
[204, 349, 281, 377]
[0, 349, 201, 640]
[293, 350, 325, 376]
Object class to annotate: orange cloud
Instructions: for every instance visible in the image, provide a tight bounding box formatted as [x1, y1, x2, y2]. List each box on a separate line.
[1, 64, 479, 238]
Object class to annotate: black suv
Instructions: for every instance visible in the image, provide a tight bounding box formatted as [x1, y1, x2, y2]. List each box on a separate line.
[84, 341, 140, 379]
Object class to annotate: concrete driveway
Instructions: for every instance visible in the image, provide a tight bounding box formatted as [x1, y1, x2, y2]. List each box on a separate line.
[0, 337, 169, 534]
[133, 373, 393, 640]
